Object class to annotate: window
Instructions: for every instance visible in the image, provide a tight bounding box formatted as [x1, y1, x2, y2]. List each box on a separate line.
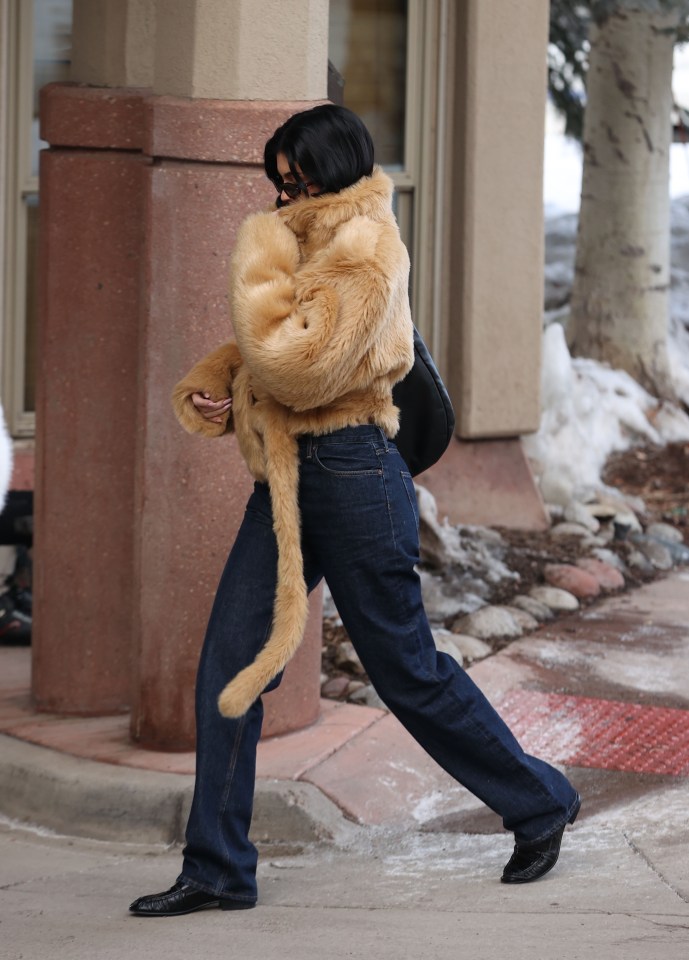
[2, 0, 72, 436]
[329, 0, 451, 356]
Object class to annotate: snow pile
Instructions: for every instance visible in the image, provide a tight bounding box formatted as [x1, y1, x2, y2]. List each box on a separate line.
[523, 323, 689, 506]
[530, 181, 689, 506]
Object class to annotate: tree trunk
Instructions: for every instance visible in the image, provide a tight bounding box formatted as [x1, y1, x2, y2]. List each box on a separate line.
[568, 7, 678, 399]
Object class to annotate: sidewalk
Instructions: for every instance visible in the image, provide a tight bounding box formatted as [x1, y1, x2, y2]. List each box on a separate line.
[2, 573, 689, 960]
[1, 572, 689, 848]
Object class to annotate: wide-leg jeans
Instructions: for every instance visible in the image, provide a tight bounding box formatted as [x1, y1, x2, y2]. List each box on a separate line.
[180, 426, 579, 903]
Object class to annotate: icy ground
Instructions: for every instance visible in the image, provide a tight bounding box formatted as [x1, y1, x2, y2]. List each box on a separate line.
[527, 136, 689, 507]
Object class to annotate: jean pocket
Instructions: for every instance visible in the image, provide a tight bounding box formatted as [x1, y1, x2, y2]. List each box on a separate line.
[401, 471, 420, 531]
[313, 441, 382, 476]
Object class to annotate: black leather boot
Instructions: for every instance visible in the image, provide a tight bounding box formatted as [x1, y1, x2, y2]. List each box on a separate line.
[129, 881, 256, 916]
[501, 794, 581, 884]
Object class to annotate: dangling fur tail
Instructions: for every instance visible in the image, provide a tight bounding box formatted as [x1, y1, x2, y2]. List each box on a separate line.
[217, 426, 309, 718]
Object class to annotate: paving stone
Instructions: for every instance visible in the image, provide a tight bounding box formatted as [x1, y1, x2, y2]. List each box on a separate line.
[302, 712, 468, 825]
[256, 701, 383, 781]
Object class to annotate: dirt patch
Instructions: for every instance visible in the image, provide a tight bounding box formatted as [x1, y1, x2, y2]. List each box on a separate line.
[602, 441, 689, 540]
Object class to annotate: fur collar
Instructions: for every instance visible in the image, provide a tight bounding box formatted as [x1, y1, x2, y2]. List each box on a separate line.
[278, 166, 394, 247]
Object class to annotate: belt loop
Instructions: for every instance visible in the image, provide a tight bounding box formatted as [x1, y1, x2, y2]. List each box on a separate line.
[377, 427, 389, 452]
[306, 436, 314, 460]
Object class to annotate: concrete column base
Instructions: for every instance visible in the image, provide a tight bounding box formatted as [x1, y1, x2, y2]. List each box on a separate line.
[416, 437, 549, 530]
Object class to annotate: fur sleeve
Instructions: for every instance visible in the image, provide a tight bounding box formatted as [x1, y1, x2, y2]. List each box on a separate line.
[171, 340, 243, 437]
[230, 212, 409, 411]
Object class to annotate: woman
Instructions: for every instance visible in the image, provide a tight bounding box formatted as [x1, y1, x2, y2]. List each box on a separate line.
[129, 105, 580, 917]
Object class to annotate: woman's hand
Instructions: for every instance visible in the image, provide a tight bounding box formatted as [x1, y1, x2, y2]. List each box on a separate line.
[191, 392, 232, 424]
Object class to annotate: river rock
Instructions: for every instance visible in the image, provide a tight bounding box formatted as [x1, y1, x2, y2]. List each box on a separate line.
[626, 549, 656, 576]
[349, 684, 387, 711]
[550, 522, 593, 538]
[451, 606, 523, 640]
[613, 511, 643, 538]
[661, 540, 689, 565]
[511, 594, 555, 622]
[335, 640, 365, 674]
[544, 563, 601, 599]
[432, 629, 464, 666]
[502, 606, 540, 632]
[322, 583, 339, 619]
[585, 501, 619, 521]
[645, 522, 684, 545]
[540, 474, 574, 508]
[321, 676, 350, 698]
[450, 634, 493, 661]
[529, 586, 580, 612]
[563, 501, 600, 533]
[629, 533, 674, 571]
[419, 569, 479, 623]
[576, 557, 625, 591]
[591, 548, 627, 573]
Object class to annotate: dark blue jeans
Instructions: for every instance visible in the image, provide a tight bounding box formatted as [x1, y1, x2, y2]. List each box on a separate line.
[180, 426, 579, 903]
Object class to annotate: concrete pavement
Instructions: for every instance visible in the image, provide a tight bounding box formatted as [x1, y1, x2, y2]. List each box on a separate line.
[1, 789, 688, 960]
[1, 572, 689, 958]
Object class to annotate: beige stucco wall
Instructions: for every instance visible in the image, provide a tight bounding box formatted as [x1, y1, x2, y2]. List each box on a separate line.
[155, 0, 328, 100]
[71, 0, 155, 88]
[448, 0, 548, 438]
[71, 0, 328, 101]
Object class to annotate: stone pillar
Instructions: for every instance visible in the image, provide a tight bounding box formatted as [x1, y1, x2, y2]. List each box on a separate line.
[448, 0, 548, 438]
[153, 0, 327, 100]
[34, 0, 328, 747]
[34, 88, 149, 714]
[425, 0, 550, 530]
[71, 0, 155, 88]
[131, 97, 326, 750]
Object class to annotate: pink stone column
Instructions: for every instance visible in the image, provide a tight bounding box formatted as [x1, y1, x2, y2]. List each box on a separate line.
[131, 154, 320, 749]
[35, 85, 323, 746]
[34, 86, 149, 713]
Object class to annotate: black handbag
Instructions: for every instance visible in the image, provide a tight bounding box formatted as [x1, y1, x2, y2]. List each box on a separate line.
[392, 327, 456, 477]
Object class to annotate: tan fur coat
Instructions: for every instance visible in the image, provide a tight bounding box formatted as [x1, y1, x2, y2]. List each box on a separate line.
[172, 167, 414, 718]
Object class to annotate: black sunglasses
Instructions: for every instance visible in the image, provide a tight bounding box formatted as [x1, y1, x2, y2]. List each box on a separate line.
[273, 178, 313, 199]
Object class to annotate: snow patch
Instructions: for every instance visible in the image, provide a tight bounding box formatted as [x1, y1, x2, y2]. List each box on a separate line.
[523, 323, 689, 504]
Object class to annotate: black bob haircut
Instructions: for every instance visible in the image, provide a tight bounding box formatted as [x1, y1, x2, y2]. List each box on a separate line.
[264, 104, 375, 197]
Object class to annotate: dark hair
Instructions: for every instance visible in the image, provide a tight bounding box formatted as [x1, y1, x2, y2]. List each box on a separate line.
[264, 105, 375, 196]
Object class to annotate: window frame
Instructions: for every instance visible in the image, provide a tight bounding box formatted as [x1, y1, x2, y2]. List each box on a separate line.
[386, 0, 452, 369]
[2, 0, 37, 437]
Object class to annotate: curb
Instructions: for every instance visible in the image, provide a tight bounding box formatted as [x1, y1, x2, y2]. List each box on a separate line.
[0, 734, 356, 847]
